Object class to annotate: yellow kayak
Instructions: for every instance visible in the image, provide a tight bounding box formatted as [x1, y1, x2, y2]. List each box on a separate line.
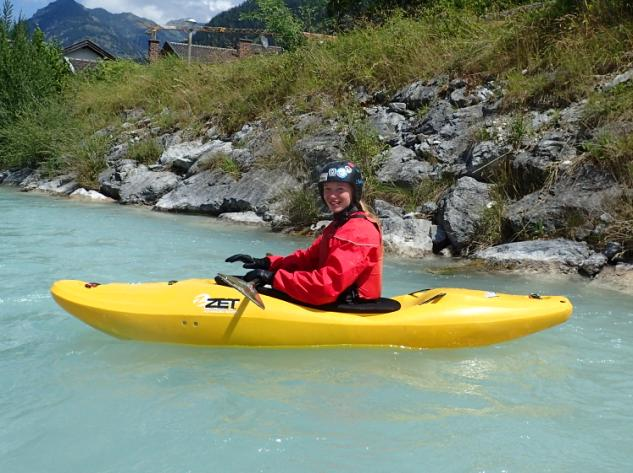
[50, 278, 572, 349]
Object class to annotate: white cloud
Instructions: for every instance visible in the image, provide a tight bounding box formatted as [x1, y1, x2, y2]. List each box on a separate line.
[81, 0, 243, 24]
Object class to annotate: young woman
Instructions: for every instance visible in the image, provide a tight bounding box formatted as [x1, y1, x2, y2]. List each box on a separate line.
[226, 161, 383, 306]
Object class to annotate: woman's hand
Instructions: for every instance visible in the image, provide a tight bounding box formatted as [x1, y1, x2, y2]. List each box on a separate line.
[244, 269, 274, 286]
[225, 254, 269, 269]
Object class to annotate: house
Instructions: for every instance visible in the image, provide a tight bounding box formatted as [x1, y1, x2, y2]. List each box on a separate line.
[63, 39, 116, 72]
[153, 39, 282, 64]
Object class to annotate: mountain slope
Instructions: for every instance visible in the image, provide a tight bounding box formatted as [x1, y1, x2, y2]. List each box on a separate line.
[27, 0, 182, 58]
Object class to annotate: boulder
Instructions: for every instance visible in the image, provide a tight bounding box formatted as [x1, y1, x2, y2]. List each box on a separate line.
[1, 168, 34, 186]
[155, 168, 299, 216]
[70, 188, 114, 202]
[99, 159, 140, 199]
[155, 170, 234, 214]
[381, 216, 434, 257]
[218, 211, 266, 225]
[159, 139, 218, 173]
[373, 199, 404, 219]
[118, 167, 180, 205]
[390, 80, 440, 110]
[377, 145, 434, 187]
[231, 121, 275, 159]
[473, 238, 608, 275]
[415, 100, 454, 135]
[504, 164, 624, 239]
[365, 106, 407, 144]
[186, 140, 255, 176]
[32, 174, 80, 195]
[437, 177, 493, 252]
[462, 141, 511, 181]
[294, 126, 346, 171]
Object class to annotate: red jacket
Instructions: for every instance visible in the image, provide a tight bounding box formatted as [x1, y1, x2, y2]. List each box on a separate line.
[267, 212, 382, 305]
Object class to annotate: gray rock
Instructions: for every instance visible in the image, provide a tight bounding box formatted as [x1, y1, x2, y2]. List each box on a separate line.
[1, 168, 34, 186]
[218, 211, 266, 225]
[106, 143, 129, 163]
[558, 101, 586, 128]
[580, 252, 609, 277]
[186, 140, 238, 175]
[391, 80, 439, 110]
[70, 188, 114, 202]
[600, 68, 633, 91]
[438, 177, 493, 252]
[450, 88, 479, 108]
[155, 170, 234, 214]
[430, 224, 449, 249]
[377, 145, 434, 186]
[155, 168, 299, 216]
[118, 167, 180, 205]
[416, 100, 454, 135]
[232, 121, 275, 159]
[365, 106, 407, 143]
[33, 174, 80, 195]
[381, 216, 434, 257]
[463, 141, 511, 180]
[98, 159, 139, 199]
[604, 241, 623, 261]
[473, 238, 607, 274]
[374, 199, 404, 219]
[225, 168, 301, 214]
[294, 127, 346, 170]
[159, 130, 184, 149]
[504, 164, 623, 238]
[159, 139, 217, 173]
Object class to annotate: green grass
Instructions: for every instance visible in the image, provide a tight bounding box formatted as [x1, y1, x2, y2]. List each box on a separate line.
[127, 139, 164, 165]
[283, 187, 321, 228]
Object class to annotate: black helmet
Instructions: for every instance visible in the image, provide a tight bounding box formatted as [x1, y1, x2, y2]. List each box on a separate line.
[318, 161, 364, 204]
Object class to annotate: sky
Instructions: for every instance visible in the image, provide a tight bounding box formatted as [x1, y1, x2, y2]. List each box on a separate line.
[10, 0, 244, 24]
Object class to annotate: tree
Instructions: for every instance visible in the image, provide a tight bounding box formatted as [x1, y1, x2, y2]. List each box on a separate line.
[241, 0, 306, 51]
[0, 0, 68, 127]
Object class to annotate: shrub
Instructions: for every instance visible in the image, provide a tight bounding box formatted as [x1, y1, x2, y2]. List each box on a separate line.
[283, 187, 320, 227]
[127, 139, 164, 165]
[0, 4, 69, 127]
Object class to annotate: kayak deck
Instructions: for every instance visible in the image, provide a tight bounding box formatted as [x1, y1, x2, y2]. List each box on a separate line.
[50, 278, 573, 348]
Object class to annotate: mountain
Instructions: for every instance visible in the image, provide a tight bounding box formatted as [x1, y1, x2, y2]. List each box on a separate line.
[27, 0, 183, 59]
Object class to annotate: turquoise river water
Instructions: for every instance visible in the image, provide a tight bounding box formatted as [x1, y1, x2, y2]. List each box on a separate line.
[1, 186, 632, 473]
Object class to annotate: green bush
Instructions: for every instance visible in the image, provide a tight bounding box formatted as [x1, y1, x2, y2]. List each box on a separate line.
[127, 139, 164, 165]
[0, 2, 68, 127]
[284, 187, 320, 227]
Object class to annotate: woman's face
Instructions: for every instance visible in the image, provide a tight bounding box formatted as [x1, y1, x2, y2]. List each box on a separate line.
[323, 182, 353, 214]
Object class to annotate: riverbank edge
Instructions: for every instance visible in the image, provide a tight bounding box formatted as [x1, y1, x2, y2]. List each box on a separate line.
[3, 182, 631, 296]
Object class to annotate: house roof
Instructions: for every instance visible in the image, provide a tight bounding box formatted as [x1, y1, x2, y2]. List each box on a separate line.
[63, 39, 116, 60]
[161, 42, 237, 63]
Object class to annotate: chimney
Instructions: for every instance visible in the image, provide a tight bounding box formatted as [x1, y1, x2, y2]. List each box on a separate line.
[238, 39, 253, 58]
[148, 39, 160, 63]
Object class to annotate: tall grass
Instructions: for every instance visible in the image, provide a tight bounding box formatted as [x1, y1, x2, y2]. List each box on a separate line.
[2, 0, 632, 182]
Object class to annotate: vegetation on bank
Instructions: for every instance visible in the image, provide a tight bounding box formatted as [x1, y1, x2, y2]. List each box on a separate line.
[0, 0, 632, 253]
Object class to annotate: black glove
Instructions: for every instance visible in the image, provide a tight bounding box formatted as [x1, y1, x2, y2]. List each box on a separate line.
[225, 254, 270, 270]
[243, 269, 274, 286]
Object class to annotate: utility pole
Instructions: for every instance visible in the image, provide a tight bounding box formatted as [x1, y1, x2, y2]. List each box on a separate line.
[185, 19, 196, 65]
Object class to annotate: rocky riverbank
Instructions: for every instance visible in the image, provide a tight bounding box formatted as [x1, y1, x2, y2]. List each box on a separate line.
[2, 70, 632, 292]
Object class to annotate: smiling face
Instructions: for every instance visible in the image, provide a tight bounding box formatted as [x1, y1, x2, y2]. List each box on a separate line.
[323, 181, 353, 214]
